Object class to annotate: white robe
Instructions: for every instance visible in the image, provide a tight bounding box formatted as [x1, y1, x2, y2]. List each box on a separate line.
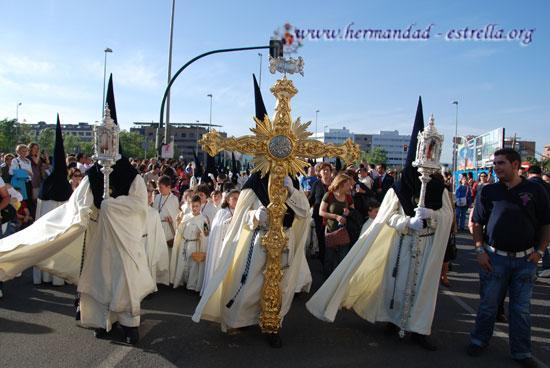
[143, 207, 170, 288]
[306, 188, 453, 335]
[192, 187, 312, 331]
[33, 199, 68, 286]
[0, 178, 93, 282]
[170, 213, 207, 291]
[78, 176, 155, 330]
[201, 200, 218, 227]
[154, 193, 179, 242]
[201, 207, 233, 295]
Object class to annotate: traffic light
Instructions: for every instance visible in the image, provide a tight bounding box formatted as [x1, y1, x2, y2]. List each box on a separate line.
[269, 39, 283, 58]
[403, 144, 408, 152]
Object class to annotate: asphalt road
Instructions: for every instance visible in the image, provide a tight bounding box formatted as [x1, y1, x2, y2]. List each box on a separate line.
[1, 233, 549, 368]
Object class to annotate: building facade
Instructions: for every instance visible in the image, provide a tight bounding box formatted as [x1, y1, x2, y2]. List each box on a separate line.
[312, 127, 354, 145]
[353, 133, 373, 153]
[27, 121, 94, 141]
[504, 138, 536, 159]
[371, 130, 410, 167]
[131, 122, 227, 163]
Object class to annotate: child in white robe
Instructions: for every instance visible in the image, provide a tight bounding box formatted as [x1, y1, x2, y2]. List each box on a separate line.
[154, 175, 180, 246]
[170, 195, 209, 291]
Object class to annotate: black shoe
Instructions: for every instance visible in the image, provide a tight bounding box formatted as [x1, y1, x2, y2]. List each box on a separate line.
[466, 343, 486, 357]
[514, 358, 539, 368]
[496, 314, 507, 323]
[411, 333, 437, 351]
[265, 333, 282, 348]
[94, 328, 108, 339]
[121, 325, 139, 345]
[384, 323, 400, 336]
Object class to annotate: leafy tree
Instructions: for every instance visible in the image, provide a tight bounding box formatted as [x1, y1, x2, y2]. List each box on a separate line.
[361, 147, 388, 165]
[0, 119, 18, 152]
[38, 127, 55, 153]
[119, 130, 156, 159]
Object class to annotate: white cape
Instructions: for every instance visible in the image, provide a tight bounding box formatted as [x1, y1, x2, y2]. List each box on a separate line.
[77, 176, 155, 319]
[192, 187, 312, 330]
[0, 178, 93, 282]
[306, 188, 453, 335]
[144, 207, 170, 287]
[201, 207, 233, 295]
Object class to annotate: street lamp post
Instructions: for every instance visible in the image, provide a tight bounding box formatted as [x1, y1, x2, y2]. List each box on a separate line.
[164, 0, 176, 153]
[315, 109, 320, 139]
[207, 94, 213, 132]
[452, 100, 459, 189]
[258, 53, 263, 88]
[102, 48, 113, 116]
[16, 102, 22, 122]
[195, 120, 200, 153]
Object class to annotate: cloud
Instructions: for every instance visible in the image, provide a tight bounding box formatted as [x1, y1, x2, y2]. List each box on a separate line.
[0, 54, 55, 76]
[459, 47, 499, 61]
[113, 52, 163, 90]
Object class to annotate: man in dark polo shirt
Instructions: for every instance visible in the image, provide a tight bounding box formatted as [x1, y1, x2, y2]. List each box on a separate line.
[528, 165, 550, 277]
[467, 148, 550, 368]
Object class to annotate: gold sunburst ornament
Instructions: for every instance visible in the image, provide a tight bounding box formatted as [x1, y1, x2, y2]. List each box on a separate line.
[199, 75, 359, 335]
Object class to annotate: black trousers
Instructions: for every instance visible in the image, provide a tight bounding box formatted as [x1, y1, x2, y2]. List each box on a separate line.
[313, 216, 325, 264]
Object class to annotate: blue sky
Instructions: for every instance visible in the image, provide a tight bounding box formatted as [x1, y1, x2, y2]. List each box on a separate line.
[1, 0, 548, 163]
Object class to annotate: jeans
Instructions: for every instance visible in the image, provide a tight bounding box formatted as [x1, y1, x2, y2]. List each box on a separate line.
[456, 206, 468, 230]
[470, 251, 537, 359]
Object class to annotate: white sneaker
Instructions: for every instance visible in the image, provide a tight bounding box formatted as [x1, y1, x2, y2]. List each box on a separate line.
[538, 269, 550, 278]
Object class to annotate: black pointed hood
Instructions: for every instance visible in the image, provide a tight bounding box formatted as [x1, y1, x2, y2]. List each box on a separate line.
[231, 152, 238, 184]
[253, 74, 267, 123]
[335, 157, 342, 171]
[405, 96, 424, 166]
[193, 150, 203, 178]
[393, 97, 444, 216]
[87, 74, 137, 208]
[202, 152, 217, 184]
[38, 114, 73, 201]
[105, 74, 118, 126]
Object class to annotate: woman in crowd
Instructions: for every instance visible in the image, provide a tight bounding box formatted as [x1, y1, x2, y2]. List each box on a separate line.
[454, 175, 472, 231]
[309, 163, 333, 265]
[319, 173, 354, 278]
[68, 168, 83, 191]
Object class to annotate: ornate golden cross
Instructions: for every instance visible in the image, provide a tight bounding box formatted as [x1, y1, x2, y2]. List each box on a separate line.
[199, 76, 360, 334]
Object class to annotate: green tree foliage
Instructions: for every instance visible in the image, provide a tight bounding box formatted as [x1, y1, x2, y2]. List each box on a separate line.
[38, 127, 55, 153]
[0, 119, 18, 152]
[119, 130, 157, 159]
[361, 146, 388, 165]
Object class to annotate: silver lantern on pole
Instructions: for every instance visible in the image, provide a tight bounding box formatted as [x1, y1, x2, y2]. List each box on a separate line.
[398, 113, 443, 338]
[93, 105, 120, 199]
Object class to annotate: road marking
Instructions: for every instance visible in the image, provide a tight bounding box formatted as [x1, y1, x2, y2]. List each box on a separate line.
[443, 289, 549, 368]
[95, 309, 193, 368]
[96, 345, 133, 368]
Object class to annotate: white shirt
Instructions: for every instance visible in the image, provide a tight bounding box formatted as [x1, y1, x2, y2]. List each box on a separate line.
[76, 162, 92, 173]
[9, 156, 32, 176]
[0, 177, 4, 188]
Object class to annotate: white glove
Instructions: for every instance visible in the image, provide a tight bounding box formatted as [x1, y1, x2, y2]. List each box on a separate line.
[414, 207, 434, 220]
[283, 176, 294, 190]
[408, 216, 424, 231]
[254, 206, 268, 226]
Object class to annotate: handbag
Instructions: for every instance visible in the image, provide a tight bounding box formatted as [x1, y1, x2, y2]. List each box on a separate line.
[456, 196, 467, 207]
[191, 241, 206, 263]
[325, 226, 350, 248]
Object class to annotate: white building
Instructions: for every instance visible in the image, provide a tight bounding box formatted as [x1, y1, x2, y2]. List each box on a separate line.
[312, 127, 354, 145]
[371, 130, 410, 167]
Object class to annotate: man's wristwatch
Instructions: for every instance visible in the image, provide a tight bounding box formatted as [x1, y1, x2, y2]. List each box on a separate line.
[475, 246, 485, 255]
[537, 249, 545, 258]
